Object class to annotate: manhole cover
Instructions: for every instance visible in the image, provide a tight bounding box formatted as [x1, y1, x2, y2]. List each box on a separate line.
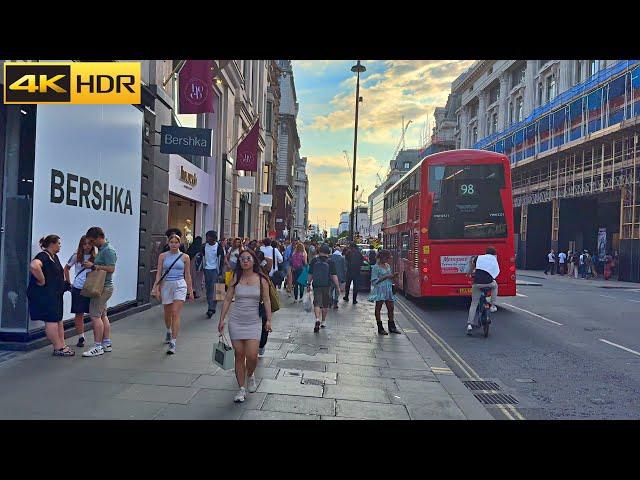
[302, 378, 324, 386]
[282, 371, 302, 377]
[463, 380, 501, 391]
[474, 393, 518, 405]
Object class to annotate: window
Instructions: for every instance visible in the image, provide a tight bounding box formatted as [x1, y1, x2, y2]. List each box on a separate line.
[262, 165, 270, 194]
[589, 60, 600, 77]
[472, 126, 478, 144]
[266, 101, 273, 132]
[537, 82, 544, 106]
[489, 83, 500, 104]
[469, 101, 478, 119]
[401, 233, 410, 259]
[546, 75, 557, 102]
[574, 60, 582, 85]
[403, 162, 411, 169]
[487, 65, 493, 75]
[516, 97, 524, 122]
[428, 164, 507, 240]
[508, 102, 513, 124]
[492, 112, 498, 134]
[511, 62, 526, 87]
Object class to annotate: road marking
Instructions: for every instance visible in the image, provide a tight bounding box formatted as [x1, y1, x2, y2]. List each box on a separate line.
[598, 294, 616, 299]
[599, 339, 640, 357]
[396, 298, 523, 421]
[628, 299, 640, 303]
[501, 303, 564, 326]
[516, 293, 528, 297]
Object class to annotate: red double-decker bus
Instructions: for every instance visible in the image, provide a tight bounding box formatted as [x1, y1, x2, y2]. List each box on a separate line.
[383, 149, 516, 298]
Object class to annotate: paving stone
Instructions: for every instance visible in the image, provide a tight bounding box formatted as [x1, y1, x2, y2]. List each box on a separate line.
[240, 410, 320, 420]
[193, 374, 250, 391]
[379, 368, 438, 381]
[257, 349, 288, 359]
[326, 363, 382, 377]
[262, 394, 336, 416]
[276, 368, 305, 382]
[189, 389, 266, 409]
[336, 373, 398, 390]
[398, 401, 466, 420]
[320, 416, 367, 420]
[385, 358, 431, 370]
[337, 354, 389, 367]
[115, 384, 199, 404]
[324, 384, 390, 403]
[451, 394, 494, 420]
[285, 352, 337, 363]
[436, 374, 473, 396]
[378, 345, 420, 353]
[272, 359, 328, 372]
[373, 351, 424, 361]
[71, 368, 137, 384]
[257, 378, 323, 397]
[388, 385, 455, 406]
[128, 372, 199, 387]
[303, 370, 337, 385]
[395, 378, 443, 393]
[336, 400, 410, 420]
[154, 404, 244, 420]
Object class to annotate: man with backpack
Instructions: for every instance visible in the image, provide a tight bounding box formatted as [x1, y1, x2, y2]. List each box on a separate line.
[307, 244, 342, 332]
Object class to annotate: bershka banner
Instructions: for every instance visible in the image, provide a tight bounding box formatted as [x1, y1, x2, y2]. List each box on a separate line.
[235, 121, 259, 171]
[179, 60, 214, 114]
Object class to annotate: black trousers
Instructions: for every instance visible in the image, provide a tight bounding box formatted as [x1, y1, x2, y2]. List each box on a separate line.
[259, 313, 268, 349]
[344, 272, 360, 301]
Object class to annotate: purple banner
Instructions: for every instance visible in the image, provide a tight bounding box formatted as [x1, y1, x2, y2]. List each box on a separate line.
[179, 60, 215, 114]
[235, 122, 260, 172]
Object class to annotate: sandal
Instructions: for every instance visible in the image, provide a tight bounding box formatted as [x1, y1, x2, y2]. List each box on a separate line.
[53, 346, 75, 357]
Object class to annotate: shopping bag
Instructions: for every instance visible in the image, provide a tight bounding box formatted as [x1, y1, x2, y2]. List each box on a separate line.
[80, 269, 106, 298]
[297, 265, 309, 286]
[214, 282, 226, 302]
[268, 279, 280, 313]
[225, 270, 233, 287]
[212, 334, 235, 370]
[302, 290, 313, 313]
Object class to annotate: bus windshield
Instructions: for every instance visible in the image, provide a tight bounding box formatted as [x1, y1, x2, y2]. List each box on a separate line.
[428, 163, 507, 240]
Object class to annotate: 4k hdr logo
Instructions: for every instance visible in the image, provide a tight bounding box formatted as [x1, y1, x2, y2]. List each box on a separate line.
[3, 62, 141, 104]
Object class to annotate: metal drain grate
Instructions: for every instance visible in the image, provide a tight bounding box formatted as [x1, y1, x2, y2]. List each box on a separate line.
[282, 371, 302, 377]
[474, 393, 518, 405]
[463, 380, 501, 391]
[301, 378, 324, 386]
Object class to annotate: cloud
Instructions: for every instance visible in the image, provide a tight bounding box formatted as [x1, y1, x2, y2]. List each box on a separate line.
[307, 60, 475, 138]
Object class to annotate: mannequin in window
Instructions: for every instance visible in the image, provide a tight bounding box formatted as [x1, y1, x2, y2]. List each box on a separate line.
[184, 219, 193, 248]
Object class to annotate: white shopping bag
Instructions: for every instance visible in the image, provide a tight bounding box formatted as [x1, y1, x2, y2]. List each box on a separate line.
[302, 290, 313, 313]
[212, 334, 235, 370]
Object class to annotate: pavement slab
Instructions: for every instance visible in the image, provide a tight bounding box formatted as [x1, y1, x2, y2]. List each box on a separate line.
[262, 394, 336, 416]
[240, 410, 320, 420]
[324, 384, 391, 403]
[257, 378, 324, 397]
[115, 384, 200, 405]
[335, 400, 410, 420]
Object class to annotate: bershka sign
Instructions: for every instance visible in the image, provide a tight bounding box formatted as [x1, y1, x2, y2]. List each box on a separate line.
[160, 125, 213, 157]
[50, 169, 133, 215]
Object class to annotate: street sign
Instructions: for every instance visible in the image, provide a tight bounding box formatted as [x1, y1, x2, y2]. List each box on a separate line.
[160, 125, 213, 157]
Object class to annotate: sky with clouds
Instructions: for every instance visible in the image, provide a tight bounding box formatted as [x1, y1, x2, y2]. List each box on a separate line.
[292, 60, 475, 231]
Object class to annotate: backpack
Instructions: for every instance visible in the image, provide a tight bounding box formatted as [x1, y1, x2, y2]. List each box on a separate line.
[312, 257, 331, 287]
[291, 251, 304, 269]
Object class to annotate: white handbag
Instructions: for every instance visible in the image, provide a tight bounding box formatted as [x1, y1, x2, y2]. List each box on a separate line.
[213, 333, 235, 370]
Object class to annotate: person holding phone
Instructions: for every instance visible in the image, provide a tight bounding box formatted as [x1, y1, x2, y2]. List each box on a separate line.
[368, 249, 401, 335]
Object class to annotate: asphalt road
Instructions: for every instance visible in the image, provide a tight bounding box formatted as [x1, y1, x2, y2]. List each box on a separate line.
[398, 274, 640, 419]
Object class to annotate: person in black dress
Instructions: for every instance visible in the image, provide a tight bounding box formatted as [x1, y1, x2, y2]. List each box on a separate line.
[28, 235, 73, 356]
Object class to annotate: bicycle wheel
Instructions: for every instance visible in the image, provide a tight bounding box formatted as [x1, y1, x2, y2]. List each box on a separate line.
[482, 311, 490, 338]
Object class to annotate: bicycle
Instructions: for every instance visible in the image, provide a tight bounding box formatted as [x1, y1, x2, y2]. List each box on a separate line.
[471, 287, 492, 338]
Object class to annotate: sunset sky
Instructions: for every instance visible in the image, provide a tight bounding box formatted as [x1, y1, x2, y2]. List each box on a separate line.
[293, 60, 475, 230]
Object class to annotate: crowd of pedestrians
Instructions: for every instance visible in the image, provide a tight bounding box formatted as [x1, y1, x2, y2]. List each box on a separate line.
[26, 230, 399, 403]
[544, 247, 619, 280]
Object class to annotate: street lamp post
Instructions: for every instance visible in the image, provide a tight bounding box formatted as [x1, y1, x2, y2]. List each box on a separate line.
[349, 60, 366, 242]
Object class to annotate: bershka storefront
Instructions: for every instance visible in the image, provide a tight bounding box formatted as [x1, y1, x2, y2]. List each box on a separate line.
[0, 103, 144, 345]
[168, 154, 214, 249]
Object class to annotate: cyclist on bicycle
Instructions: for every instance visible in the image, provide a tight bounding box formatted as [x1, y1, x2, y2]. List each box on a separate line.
[466, 246, 500, 335]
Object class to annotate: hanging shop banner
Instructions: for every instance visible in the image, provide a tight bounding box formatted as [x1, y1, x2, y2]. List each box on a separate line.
[598, 228, 607, 261]
[160, 125, 213, 156]
[179, 60, 215, 114]
[235, 122, 260, 171]
[31, 104, 142, 321]
[236, 176, 256, 193]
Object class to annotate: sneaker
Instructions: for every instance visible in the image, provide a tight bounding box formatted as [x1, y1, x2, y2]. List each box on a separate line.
[248, 375, 258, 393]
[490, 305, 497, 313]
[165, 331, 172, 344]
[82, 345, 104, 357]
[103, 343, 112, 353]
[466, 324, 473, 336]
[314, 321, 320, 333]
[258, 347, 265, 357]
[320, 320, 327, 328]
[167, 343, 176, 355]
[234, 387, 246, 403]
[76, 337, 85, 348]
[352, 300, 358, 305]
[206, 310, 213, 319]
[343, 296, 348, 302]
